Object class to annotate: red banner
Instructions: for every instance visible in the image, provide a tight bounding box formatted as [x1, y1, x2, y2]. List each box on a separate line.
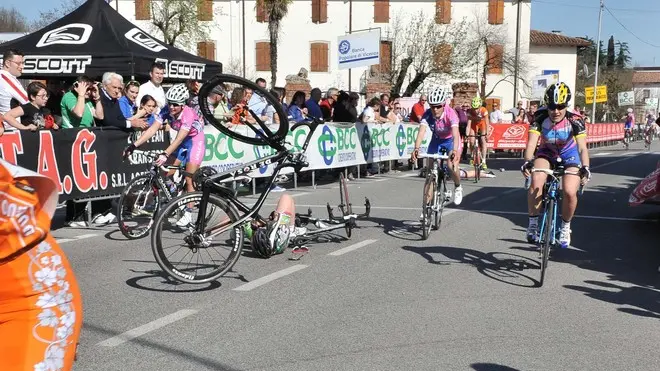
[484, 123, 625, 149]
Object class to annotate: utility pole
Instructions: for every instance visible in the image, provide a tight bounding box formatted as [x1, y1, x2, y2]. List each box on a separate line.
[348, 0, 353, 92]
[592, 0, 604, 124]
[513, 0, 522, 105]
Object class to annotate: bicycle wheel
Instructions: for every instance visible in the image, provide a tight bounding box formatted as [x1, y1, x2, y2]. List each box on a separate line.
[433, 174, 446, 230]
[151, 192, 243, 284]
[539, 199, 554, 287]
[198, 74, 289, 146]
[117, 174, 159, 239]
[339, 172, 353, 238]
[421, 174, 436, 240]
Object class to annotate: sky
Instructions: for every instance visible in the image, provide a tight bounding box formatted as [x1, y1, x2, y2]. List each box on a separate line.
[5, 0, 660, 67]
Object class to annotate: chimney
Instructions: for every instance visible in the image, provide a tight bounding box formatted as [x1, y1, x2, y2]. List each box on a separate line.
[551, 30, 562, 35]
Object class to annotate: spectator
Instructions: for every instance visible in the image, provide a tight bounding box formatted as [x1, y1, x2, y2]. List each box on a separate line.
[305, 88, 323, 119]
[391, 100, 404, 123]
[287, 91, 307, 122]
[526, 102, 538, 123]
[507, 101, 526, 123]
[332, 91, 358, 123]
[409, 94, 427, 123]
[185, 79, 204, 120]
[119, 80, 140, 119]
[489, 102, 504, 123]
[378, 93, 391, 123]
[0, 49, 28, 127]
[98, 72, 147, 130]
[273, 86, 287, 112]
[136, 62, 166, 115]
[320, 88, 338, 120]
[2, 81, 58, 131]
[247, 78, 269, 119]
[359, 97, 380, 123]
[209, 85, 230, 122]
[131, 95, 159, 126]
[60, 76, 104, 128]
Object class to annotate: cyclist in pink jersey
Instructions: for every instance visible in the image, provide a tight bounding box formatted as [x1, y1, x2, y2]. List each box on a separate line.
[124, 84, 206, 225]
[411, 85, 463, 205]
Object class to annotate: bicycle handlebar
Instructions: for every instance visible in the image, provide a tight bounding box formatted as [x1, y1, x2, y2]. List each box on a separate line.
[418, 153, 450, 160]
[524, 168, 585, 194]
[130, 149, 184, 174]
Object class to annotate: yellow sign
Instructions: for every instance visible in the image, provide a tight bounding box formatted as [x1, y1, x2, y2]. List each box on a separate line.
[585, 85, 608, 104]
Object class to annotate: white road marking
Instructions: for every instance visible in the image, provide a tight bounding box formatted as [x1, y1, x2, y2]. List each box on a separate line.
[591, 154, 644, 170]
[290, 192, 309, 198]
[56, 233, 98, 244]
[472, 196, 497, 205]
[233, 265, 308, 291]
[594, 152, 612, 156]
[397, 173, 419, 178]
[97, 309, 198, 347]
[328, 239, 378, 256]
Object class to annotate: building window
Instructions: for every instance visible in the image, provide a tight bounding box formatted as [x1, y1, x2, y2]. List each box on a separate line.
[435, 0, 451, 24]
[312, 0, 328, 23]
[197, 41, 216, 60]
[310, 42, 329, 72]
[434, 43, 452, 74]
[643, 89, 651, 99]
[197, 0, 213, 21]
[488, 0, 504, 25]
[135, 0, 151, 20]
[486, 44, 503, 74]
[256, 41, 271, 71]
[374, 0, 389, 23]
[256, 0, 267, 23]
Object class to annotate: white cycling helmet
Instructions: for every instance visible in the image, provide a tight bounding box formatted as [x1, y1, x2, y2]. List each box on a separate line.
[627, 108, 633, 113]
[428, 85, 452, 105]
[165, 83, 190, 105]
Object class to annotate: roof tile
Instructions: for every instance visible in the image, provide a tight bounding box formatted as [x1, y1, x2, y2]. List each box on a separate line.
[530, 30, 591, 47]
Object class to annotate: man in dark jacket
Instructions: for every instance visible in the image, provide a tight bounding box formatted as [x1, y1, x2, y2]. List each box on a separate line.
[99, 72, 146, 130]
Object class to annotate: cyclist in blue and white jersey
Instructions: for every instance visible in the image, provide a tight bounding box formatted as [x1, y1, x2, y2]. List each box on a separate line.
[411, 85, 463, 206]
[521, 82, 591, 248]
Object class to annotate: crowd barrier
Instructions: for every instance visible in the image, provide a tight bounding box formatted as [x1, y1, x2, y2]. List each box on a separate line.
[0, 122, 627, 203]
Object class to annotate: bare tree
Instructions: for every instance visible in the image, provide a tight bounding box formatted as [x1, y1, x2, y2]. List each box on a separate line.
[150, 0, 219, 48]
[0, 6, 29, 32]
[223, 57, 257, 81]
[33, 0, 84, 30]
[460, 9, 530, 99]
[383, 10, 471, 97]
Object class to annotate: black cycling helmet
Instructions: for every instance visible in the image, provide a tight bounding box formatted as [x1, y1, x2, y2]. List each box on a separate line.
[251, 221, 277, 258]
[543, 82, 572, 107]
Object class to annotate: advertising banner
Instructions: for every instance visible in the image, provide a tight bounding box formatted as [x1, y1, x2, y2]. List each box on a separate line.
[337, 29, 381, 70]
[0, 127, 168, 200]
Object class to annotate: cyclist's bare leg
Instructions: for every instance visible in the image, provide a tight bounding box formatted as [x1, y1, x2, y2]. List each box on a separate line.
[468, 127, 476, 156]
[184, 162, 200, 193]
[274, 193, 296, 222]
[528, 157, 550, 215]
[448, 152, 461, 186]
[479, 135, 488, 163]
[561, 169, 581, 222]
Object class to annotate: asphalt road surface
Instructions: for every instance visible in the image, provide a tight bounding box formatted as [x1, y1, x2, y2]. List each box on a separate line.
[53, 142, 659, 371]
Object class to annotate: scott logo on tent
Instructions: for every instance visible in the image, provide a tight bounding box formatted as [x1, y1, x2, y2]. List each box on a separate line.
[125, 28, 167, 52]
[36, 23, 93, 47]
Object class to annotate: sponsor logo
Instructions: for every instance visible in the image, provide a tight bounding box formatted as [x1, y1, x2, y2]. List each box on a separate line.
[396, 125, 406, 156]
[487, 124, 494, 138]
[155, 58, 206, 80]
[36, 23, 93, 47]
[125, 28, 168, 52]
[338, 40, 350, 55]
[21, 55, 92, 74]
[360, 126, 372, 161]
[502, 125, 526, 139]
[317, 126, 336, 165]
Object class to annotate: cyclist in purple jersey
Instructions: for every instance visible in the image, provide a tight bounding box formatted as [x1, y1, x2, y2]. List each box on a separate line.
[521, 83, 591, 248]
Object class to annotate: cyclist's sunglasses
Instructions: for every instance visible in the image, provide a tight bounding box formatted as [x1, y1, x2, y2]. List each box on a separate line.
[168, 102, 183, 107]
[430, 104, 445, 109]
[547, 103, 567, 111]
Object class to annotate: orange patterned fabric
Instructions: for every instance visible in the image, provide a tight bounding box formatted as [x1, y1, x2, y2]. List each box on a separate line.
[0, 159, 82, 371]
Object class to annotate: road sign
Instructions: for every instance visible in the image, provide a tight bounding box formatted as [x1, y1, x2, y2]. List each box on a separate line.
[617, 91, 634, 106]
[585, 85, 608, 104]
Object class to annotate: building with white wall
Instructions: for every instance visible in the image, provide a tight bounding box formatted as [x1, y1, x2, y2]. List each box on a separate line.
[112, 0, 586, 110]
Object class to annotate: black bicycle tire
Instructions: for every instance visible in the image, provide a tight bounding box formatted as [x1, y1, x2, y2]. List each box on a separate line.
[198, 74, 289, 146]
[539, 199, 554, 287]
[421, 174, 435, 240]
[117, 174, 159, 240]
[339, 172, 353, 238]
[433, 174, 445, 230]
[151, 192, 243, 284]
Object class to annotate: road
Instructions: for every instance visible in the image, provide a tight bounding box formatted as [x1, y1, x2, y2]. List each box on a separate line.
[53, 142, 659, 371]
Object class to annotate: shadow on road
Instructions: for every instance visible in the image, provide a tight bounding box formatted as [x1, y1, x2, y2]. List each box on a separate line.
[471, 363, 523, 371]
[401, 245, 540, 288]
[125, 268, 223, 292]
[365, 216, 425, 241]
[83, 322, 242, 371]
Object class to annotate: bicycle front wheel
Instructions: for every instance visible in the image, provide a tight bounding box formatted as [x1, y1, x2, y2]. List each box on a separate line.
[421, 174, 436, 240]
[151, 192, 243, 284]
[539, 199, 555, 287]
[433, 174, 446, 230]
[117, 174, 159, 240]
